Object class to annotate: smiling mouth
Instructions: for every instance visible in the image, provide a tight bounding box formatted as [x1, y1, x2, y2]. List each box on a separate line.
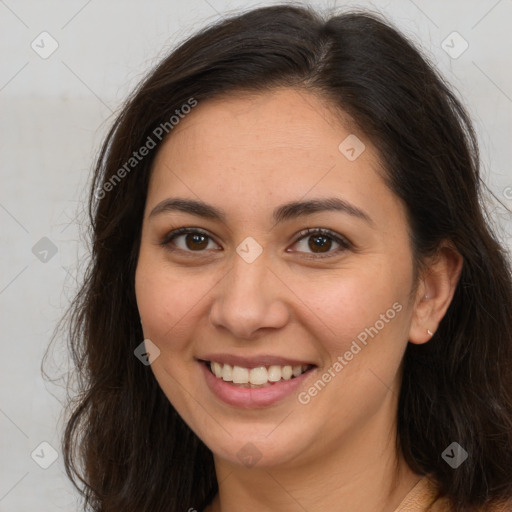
[202, 360, 315, 388]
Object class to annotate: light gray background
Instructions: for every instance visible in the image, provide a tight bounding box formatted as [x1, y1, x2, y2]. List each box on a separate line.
[1, 0, 511, 510]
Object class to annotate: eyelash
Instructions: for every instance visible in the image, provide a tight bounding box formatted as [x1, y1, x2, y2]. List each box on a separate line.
[160, 227, 352, 259]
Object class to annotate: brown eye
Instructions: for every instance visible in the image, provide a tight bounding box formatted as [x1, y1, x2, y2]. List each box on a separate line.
[291, 228, 351, 258]
[162, 228, 220, 253]
[308, 234, 332, 253]
[184, 233, 209, 250]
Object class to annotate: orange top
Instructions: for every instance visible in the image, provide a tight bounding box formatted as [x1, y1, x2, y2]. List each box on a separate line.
[393, 476, 512, 512]
[393, 477, 452, 511]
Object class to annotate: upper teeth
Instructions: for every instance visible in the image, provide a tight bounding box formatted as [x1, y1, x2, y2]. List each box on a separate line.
[209, 362, 309, 385]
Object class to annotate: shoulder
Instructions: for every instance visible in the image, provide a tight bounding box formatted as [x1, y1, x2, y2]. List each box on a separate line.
[394, 476, 451, 512]
[425, 479, 512, 512]
[395, 476, 512, 512]
[430, 499, 512, 512]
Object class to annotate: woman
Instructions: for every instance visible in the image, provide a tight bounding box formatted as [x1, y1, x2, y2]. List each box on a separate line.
[59, 4, 512, 511]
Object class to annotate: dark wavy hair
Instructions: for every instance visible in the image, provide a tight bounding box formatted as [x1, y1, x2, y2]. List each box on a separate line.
[50, 4, 512, 511]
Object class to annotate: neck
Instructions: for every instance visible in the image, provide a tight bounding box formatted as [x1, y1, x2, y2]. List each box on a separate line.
[205, 392, 422, 512]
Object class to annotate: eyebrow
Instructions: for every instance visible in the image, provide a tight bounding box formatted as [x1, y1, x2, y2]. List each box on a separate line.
[149, 197, 374, 226]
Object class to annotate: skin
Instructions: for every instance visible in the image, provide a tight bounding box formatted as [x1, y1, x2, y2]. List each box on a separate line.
[135, 88, 463, 512]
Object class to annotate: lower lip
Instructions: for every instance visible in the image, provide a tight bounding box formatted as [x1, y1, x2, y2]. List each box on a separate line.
[200, 362, 315, 409]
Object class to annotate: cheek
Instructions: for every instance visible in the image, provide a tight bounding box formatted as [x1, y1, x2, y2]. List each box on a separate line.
[134, 256, 210, 407]
[323, 270, 411, 390]
[290, 264, 408, 347]
[136, 266, 203, 346]
[294, 272, 409, 420]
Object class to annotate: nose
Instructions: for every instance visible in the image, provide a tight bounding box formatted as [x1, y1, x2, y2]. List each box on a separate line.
[208, 252, 290, 340]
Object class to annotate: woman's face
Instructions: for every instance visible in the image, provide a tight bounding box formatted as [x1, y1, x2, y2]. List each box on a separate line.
[135, 88, 421, 469]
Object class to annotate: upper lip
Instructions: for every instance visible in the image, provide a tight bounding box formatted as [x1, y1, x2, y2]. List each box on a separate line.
[198, 353, 316, 369]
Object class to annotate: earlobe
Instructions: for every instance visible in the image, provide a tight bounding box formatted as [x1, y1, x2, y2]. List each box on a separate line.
[408, 243, 463, 345]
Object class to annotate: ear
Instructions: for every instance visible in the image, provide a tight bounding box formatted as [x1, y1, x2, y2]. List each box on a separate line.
[408, 242, 463, 345]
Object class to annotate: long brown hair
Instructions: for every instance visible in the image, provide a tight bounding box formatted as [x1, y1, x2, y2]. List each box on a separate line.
[50, 5, 512, 511]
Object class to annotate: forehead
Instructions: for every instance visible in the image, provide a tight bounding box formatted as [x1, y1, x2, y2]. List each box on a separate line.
[147, 88, 399, 224]
[154, 89, 352, 166]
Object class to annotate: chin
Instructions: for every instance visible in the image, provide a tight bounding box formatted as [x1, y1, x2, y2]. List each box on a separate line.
[194, 421, 316, 469]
